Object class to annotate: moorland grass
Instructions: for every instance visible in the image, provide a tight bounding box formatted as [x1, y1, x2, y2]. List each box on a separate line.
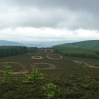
[0, 50, 99, 98]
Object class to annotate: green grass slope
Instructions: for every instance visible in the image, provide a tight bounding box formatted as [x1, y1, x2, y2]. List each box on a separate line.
[56, 40, 99, 50]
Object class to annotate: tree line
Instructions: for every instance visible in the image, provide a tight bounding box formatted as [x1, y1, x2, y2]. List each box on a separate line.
[0, 46, 37, 58]
[53, 46, 99, 59]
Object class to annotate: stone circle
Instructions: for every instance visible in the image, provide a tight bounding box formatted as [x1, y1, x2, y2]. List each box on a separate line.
[31, 56, 43, 59]
[30, 62, 55, 70]
[45, 49, 53, 53]
[46, 54, 62, 60]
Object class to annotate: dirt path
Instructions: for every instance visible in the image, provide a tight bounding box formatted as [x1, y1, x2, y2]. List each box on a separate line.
[30, 62, 55, 70]
[46, 54, 62, 60]
[73, 60, 99, 69]
[0, 62, 28, 74]
[85, 63, 99, 69]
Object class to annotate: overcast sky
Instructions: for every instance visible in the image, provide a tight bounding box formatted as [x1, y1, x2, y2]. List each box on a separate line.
[0, 0, 99, 42]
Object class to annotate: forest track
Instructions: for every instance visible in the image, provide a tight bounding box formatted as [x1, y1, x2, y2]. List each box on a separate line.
[85, 63, 99, 69]
[73, 60, 99, 69]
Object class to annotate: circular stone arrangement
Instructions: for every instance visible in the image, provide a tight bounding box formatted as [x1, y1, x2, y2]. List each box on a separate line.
[46, 54, 62, 60]
[30, 62, 55, 70]
[45, 49, 53, 53]
[31, 56, 43, 59]
[0, 62, 28, 74]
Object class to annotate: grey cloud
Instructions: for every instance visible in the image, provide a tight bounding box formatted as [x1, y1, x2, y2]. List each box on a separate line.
[5, 0, 99, 12]
[0, 0, 99, 30]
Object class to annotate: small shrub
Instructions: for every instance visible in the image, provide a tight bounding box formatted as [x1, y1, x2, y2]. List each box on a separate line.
[42, 83, 58, 99]
[23, 68, 44, 84]
[0, 63, 17, 82]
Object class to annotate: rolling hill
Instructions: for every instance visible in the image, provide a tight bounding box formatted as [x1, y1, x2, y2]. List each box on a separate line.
[55, 40, 99, 50]
[0, 40, 23, 46]
[0, 40, 78, 47]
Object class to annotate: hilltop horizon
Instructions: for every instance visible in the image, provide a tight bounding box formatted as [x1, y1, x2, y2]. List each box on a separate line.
[0, 39, 99, 48]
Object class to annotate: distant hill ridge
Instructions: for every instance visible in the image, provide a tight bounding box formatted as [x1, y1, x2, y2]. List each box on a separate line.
[0, 40, 78, 47]
[55, 40, 99, 49]
[0, 40, 22, 46]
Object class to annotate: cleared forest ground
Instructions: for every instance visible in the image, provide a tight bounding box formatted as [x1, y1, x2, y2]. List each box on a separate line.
[0, 49, 99, 77]
[0, 48, 99, 99]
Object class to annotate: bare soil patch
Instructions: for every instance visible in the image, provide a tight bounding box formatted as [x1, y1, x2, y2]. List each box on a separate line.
[73, 60, 85, 63]
[46, 54, 62, 60]
[31, 56, 43, 59]
[0, 62, 28, 74]
[30, 62, 55, 70]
